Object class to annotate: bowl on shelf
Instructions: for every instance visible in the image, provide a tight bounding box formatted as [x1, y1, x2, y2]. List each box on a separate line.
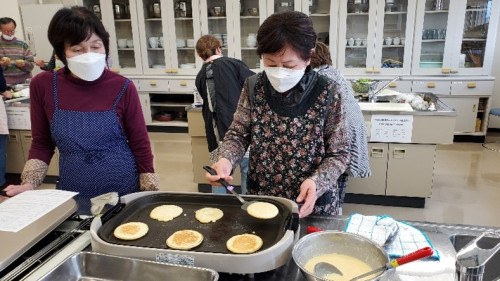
[154, 111, 173, 122]
[151, 64, 166, 69]
[180, 63, 196, 69]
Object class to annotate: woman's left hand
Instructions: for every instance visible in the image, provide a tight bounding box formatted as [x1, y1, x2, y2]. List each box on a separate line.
[296, 179, 318, 218]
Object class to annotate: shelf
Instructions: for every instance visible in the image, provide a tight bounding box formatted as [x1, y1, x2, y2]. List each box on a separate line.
[117, 48, 135, 51]
[346, 46, 367, 48]
[384, 11, 407, 15]
[151, 102, 192, 107]
[424, 9, 449, 13]
[462, 38, 487, 42]
[240, 16, 260, 19]
[175, 17, 193, 21]
[177, 48, 195, 50]
[421, 39, 446, 43]
[151, 120, 188, 127]
[309, 13, 330, 17]
[145, 18, 162, 21]
[114, 19, 132, 22]
[208, 16, 227, 20]
[347, 12, 369, 16]
[382, 45, 404, 48]
[147, 48, 164, 51]
[241, 47, 257, 50]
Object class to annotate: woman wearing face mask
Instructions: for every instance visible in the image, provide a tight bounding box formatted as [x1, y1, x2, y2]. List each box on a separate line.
[3, 7, 159, 215]
[206, 11, 350, 218]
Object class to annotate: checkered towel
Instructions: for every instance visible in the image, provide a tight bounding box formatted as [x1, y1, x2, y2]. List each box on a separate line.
[345, 213, 440, 260]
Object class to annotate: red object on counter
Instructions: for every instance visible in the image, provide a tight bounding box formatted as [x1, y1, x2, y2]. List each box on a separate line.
[306, 226, 324, 233]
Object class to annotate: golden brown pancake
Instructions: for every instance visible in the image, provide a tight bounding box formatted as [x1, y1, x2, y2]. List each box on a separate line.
[150, 205, 183, 222]
[113, 222, 149, 240]
[166, 230, 204, 250]
[195, 207, 224, 223]
[226, 233, 263, 254]
[246, 202, 279, 219]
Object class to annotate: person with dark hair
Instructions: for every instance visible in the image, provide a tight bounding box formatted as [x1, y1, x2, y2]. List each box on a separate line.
[205, 11, 350, 217]
[3, 7, 159, 215]
[35, 50, 57, 71]
[0, 66, 12, 188]
[310, 41, 371, 214]
[195, 34, 254, 194]
[0, 17, 35, 84]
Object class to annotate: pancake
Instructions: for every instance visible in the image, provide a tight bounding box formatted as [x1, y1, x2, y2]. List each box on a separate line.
[195, 207, 224, 223]
[166, 230, 204, 250]
[226, 233, 263, 254]
[246, 202, 279, 219]
[113, 222, 149, 240]
[150, 205, 183, 222]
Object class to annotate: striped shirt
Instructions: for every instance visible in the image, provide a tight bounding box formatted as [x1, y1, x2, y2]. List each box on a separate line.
[0, 37, 34, 84]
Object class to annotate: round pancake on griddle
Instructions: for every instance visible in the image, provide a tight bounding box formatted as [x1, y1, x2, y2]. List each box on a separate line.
[113, 222, 149, 240]
[195, 207, 224, 223]
[246, 202, 279, 219]
[150, 205, 183, 222]
[166, 230, 204, 250]
[226, 233, 263, 254]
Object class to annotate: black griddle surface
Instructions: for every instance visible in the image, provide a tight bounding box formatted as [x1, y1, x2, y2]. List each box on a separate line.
[98, 193, 294, 254]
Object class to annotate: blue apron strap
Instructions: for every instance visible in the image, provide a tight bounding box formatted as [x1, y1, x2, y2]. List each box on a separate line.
[112, 79, 131, 110]
[52, 71, 59, 109]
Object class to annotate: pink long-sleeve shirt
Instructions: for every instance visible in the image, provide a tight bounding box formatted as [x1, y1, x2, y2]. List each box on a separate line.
[28, 68, 154, 173]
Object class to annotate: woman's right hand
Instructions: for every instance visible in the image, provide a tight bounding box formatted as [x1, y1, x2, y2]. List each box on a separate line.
[2, 183, 35, 197]
[35, 59, 46, 67]
[205, 158, 233, 186]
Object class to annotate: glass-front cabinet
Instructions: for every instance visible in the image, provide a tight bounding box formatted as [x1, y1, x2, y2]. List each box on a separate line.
[338, 0, 416, 76]
[412, 0, 499, 75]
[83, 0, 143, 74]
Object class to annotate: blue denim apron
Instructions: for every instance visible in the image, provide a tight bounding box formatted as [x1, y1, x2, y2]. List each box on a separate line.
[50, 72, 139, 215]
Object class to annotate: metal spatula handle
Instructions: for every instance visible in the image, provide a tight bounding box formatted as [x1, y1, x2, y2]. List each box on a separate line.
[203, 166, 246, 204]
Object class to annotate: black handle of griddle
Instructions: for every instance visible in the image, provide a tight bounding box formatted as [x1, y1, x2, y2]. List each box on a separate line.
[0, 189, 10, 197]
[99, 202, 126, 225]
[203, 166, 232, 188]
[285, 213, 300, 233]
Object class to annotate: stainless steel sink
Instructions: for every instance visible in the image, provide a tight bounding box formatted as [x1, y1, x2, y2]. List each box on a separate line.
[450, 234, 500, 281]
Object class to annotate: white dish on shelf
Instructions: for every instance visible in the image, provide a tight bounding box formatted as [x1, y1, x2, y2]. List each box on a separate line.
[152, 64, 166, 69]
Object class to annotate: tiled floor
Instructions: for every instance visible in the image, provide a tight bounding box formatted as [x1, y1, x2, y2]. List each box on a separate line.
[40, 132, 500, 228]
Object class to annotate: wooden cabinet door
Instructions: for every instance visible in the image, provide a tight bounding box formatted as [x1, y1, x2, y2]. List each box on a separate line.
[347, 143, 388, 195]
[19, 131, 59, 176]
[6, 131, 25, 174]
[386, 143, 435, 197]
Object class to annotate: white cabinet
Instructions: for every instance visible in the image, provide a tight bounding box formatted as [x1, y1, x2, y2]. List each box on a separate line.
[83, 0, 144, 74]
[412, 0, 500, 75]
[439, 97, 480, 133]
[347, 143, 436, 198]
[338, 0, 416, 76]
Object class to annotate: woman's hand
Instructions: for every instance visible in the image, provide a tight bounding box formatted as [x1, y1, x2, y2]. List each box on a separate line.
[296, 179, 318, 218]
[35, 59, 46, 68]
[1, 90, 12, 99]
[2, 183, 35, 197]
[205, 158, 233, 186]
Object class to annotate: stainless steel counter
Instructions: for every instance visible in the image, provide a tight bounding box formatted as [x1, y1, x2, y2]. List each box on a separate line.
[217, 216, 500, 281]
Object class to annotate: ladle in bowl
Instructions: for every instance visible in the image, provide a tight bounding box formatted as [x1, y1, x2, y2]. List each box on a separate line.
[313, 224, 400, 278]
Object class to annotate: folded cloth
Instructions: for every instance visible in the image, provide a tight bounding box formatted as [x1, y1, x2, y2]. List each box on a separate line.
[90, 192, 119, 215]
[345, 213, 440, 260]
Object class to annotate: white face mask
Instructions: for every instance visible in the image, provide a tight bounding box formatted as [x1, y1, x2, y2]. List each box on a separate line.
[264, 66, 306, 93]
[2, 34, 15, 41]
[67, 52, 106, 81]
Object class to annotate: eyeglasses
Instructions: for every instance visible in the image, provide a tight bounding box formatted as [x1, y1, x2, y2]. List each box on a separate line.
[1, 29, 15, 35]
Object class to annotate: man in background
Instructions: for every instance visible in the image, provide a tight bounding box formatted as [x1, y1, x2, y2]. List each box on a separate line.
[0, 17, 34, 84]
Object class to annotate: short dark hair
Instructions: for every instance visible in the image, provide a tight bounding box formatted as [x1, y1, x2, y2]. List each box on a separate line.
[195, 35, 221, 61]
[310, 41, 332, 68]
[47, 7, 109, 68]
[256, 11, 316, 61]
[0, 17, 16, 28]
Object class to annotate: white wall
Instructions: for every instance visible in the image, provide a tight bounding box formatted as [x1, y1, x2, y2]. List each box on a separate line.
[489, 20, 500, 129]
[0, 0, 24, 40]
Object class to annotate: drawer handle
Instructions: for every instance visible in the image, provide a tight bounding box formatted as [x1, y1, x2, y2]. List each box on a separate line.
[171, 68, 179, 73]
[165, 68, 172, 73]
[110, 68, 120, 73]
[393, 148, 406, 159]
[371, 147, 385, 158]
[365, 68, 373, 73]
[450, 69, 459, 73]
[441, 68, 451, 74]
[467, 83, 476, 88]
[389, 82, 397, 88]
[180, 81, 187, 86]
[427, 82, 435, 88]
[472, 104, 477, 112]
[150, 81, 157, 86]
[372, 68, 381, 73]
